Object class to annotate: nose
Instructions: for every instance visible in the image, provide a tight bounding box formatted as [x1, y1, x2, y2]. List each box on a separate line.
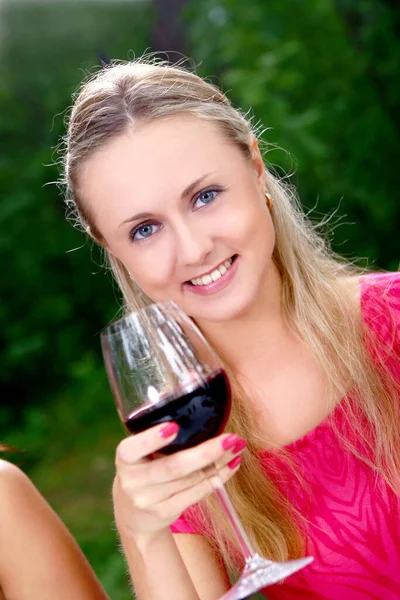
[174, 219, 213, 267]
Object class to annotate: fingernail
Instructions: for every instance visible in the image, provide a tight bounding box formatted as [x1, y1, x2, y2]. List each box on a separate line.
[233, 438, 247, 453]
[222, 434, 239, 450]
[228, 455, 242, 470]
[159, 422, 179, 439]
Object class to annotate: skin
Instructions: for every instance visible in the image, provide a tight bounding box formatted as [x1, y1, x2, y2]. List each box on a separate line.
[0, 459, 110, 600]
[79, 115, 275, 324]
[79, 114, 360, 599]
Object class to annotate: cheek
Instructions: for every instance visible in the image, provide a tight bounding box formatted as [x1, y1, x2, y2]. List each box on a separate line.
[226, 199, 273, 251]
[112, 239, 176, 298]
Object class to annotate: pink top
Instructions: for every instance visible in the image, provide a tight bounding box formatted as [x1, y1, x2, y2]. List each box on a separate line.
[170, 272, 400, 599]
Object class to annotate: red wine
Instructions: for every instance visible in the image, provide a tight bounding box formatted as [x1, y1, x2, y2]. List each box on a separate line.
[124, 369, 231, 454]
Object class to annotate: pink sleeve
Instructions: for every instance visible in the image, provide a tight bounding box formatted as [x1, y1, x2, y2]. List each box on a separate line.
[361, 271, 400, 377]
[170, 514, 195, 534]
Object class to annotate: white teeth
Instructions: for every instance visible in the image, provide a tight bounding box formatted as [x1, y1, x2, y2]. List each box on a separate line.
[211, 269, 222, 281]
[201, 274, 212, 285]
[189, 256, 235, 286]
[218, 265, 227, 276]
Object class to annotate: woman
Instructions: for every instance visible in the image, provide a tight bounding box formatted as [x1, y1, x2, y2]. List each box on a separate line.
[61, 58, 400, 599]
[0, 452, 110, 600]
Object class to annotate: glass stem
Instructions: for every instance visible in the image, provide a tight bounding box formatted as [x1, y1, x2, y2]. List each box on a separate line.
[215, 484, 257, 561]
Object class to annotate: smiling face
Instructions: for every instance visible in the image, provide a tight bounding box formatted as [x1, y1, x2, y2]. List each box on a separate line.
[78, 115, 276, 323]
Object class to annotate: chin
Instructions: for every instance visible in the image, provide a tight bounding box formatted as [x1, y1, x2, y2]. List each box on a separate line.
[187, 293, 256, 324]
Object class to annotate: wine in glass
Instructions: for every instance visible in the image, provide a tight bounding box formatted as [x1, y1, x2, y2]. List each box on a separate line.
[101, 301, 313, 600]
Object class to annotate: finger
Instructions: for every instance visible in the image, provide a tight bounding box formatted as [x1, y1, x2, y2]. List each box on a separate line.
[133, 454, 244, 510]
[214, 437, 247, 470]
[140, 433, 246, 485]
[116, 422, 180, 467]
[154, 455, 242, 524]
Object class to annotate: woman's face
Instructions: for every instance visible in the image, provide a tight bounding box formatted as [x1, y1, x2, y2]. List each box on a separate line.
[79, 115, 276, 322]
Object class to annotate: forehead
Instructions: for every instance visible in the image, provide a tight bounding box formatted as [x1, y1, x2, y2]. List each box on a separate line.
[81, 115, 238, 188]
[78, 115, 245, 227]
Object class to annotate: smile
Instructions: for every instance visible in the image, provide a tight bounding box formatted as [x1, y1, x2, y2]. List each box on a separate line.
[188, 256, 235, 286]
[183, 255, 239, 296]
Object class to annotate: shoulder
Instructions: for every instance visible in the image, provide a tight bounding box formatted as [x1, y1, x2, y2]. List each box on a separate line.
[338, 274, 361, 304]
[0, 460, 41, 519]
[356, 272, 400, 372]
[0, 463, 110, 600]
[360, 270, 400, 296]
[336, 272, 400, 351]
[0, 460, 30, 492]
[336, 274, 362, 321]
[359, 271, 400, 326]
[0, 461, 60, 536]
[338, 270, 400, 294]
[338, 271, 400, 319]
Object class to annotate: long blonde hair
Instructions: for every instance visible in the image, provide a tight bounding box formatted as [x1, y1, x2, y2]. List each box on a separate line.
[60, 57, 400, 573]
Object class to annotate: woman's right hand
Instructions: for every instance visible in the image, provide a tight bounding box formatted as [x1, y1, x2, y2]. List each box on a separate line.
[113, 423, 246, 541]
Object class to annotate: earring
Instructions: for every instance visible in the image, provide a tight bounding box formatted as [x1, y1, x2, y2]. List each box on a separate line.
[265, 192, 273, 211]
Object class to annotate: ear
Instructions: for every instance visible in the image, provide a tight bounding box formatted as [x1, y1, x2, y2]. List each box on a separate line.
[249, 136, 266, 191]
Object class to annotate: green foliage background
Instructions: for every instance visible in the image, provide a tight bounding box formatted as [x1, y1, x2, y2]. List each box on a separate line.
[1, 0, 399, 598]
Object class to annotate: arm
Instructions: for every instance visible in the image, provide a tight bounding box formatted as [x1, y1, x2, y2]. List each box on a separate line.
[174, 533, 231, 596]
[117, 526, 230, 600]
[0, 460, 110, 600]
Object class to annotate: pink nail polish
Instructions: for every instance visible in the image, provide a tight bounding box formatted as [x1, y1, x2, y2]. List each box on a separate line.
[228, 455, 242, 470]
[222, 434, 239, 451]
[160, 422, 179, 439]
[233, 438, 247, 453]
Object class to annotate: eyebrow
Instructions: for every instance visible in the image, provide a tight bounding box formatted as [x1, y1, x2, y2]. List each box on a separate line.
[118, 172, 215, 228]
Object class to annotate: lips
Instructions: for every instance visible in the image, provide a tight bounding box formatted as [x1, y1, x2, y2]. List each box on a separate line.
[188, 256, 235, 286]
[183, 255, 239, 296]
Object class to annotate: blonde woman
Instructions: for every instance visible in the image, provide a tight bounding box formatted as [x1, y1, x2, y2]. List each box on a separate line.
[0, 453, 110, 600]
[61, 58, 400, 600]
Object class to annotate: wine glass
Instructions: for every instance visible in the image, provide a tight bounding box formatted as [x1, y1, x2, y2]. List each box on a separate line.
[101, 301, 313, 600]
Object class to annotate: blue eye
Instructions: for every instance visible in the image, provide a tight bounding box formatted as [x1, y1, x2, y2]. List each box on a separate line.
[193, 189, 218, 209]
[130, 222, 158, 242]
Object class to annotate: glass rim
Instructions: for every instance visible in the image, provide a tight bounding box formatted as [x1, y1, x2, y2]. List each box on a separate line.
[100, 299, 180, 338]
